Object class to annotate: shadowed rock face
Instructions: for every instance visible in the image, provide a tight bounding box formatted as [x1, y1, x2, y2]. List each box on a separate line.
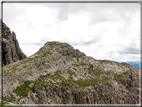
[1, 20, 26, 65]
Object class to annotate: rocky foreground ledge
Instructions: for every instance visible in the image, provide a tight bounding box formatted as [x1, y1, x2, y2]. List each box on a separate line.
[3, 41, 140, 105]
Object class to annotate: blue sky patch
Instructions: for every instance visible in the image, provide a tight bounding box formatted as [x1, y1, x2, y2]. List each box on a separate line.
[99, 45, 104, 47]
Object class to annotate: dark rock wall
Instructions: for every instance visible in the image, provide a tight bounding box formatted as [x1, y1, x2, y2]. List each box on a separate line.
[1, 20, 26, 65]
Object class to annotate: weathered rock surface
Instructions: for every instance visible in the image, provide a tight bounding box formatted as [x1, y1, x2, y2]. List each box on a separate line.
[1, 20, 26, 65]
[19, 79, 139, 104]
[3, 41, 140, 105]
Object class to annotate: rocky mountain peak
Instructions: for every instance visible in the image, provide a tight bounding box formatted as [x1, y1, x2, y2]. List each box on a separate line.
[1, 20, 26, 65]
[38, 41, 86, 58]
[3, 40, 139, 104]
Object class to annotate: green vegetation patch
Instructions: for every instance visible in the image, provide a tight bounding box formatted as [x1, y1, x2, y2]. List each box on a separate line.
[41, 50, 51, 57]
[61, 45, 68, 48]
[13, 80, 35, 97]
[72, 77, 110, 89]
[72, 63, 87, 67]
[60, 79, 76, 88]
[105, 71, 111, 75]
[67, 69, 77, 77]
[114, 74, 127, 80]
[12, 68, 112, 97]
[47, 41, 69, 49]
[3, 70, 9, 75]
[91, 68, 104, 76]
[3, 57, 35, 73]
[123, 70, 132, 74]
[88, 77, 110, 85]
[2, 101, 10, 104]
[13, 72, 64, 97]
[0, 101, 22, 107]
[34, 73, 63, 90]
[77, 58, 79, 62]
[48, 41, 59, 44]
[64, 61, 66, 65]
[87, 64, 111, 76]
[88, 64, 94, 71]
[54, 70, 62, 75]
[58, 77, 110, 89]
[101, 60, 112, 63]
[114, 70, 131, 80]
[35, 49, 52, 57]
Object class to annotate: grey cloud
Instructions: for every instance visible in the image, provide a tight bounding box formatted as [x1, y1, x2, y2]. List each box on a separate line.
[88, 3, 140, 25]
[57, 11, 68, 21]
[81, 38, 100, 46]
[31, 42, 44, 46]
[37, 3, 71, 21]
[21, 42, 44, 46]
[119, 47, 140, 54]
[41, 3, 139, 26]
[3, 3, 23, 24]
[56, 4, 70, 21]
[21, 36, 51, 46]
[3, 3, 139, 26]
[62, 37, 101, 48]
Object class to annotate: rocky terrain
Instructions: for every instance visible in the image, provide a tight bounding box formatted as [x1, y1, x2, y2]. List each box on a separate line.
[1, 20, 26, 66]
[3, 41, 140, 105]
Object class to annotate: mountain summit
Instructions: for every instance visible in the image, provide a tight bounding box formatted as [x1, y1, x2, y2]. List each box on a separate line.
[3, 41, 139, 104]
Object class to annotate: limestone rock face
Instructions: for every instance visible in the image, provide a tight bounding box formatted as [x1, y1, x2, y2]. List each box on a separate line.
[20, 81, 139, 104]
[1, 20, 26, 65]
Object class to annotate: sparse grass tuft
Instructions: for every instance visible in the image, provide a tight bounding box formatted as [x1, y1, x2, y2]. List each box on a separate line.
[13, 80, 34, 97]
[77, 58, 79, 62]
[54, 70, 62, 76]
[105, 71, 111, 75]
[123, 70, 132, 74]
[87, 64, 112, 76]
[64, 61, 66, 65]
[101, 60, 111, 63]
[67, 69, 77, 77]
[0, 101, 22, 107]
[114, 74, 127, 80]
[48, 41, 59, 44]
[72, 63, 87, 67]
[88, 64, 94, 71]
[3, 57, 35, 73]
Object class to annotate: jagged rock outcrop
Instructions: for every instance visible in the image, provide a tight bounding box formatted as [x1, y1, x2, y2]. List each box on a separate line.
[20, 80, 139, 104]
[1, 20, 26, 65]
[3, 41, 140, 105]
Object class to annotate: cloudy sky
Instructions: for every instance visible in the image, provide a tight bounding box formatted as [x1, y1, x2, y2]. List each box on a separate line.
[2, 2, 140, 62]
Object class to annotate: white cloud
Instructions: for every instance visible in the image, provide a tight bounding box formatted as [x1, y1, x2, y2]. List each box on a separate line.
[3, 3, 140, 62]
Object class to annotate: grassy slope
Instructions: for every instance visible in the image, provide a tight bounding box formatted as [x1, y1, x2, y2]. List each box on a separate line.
[0, 101, 22, 107]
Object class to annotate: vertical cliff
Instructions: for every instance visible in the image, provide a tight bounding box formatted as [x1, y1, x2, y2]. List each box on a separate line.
[1, 20, 26, 65]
